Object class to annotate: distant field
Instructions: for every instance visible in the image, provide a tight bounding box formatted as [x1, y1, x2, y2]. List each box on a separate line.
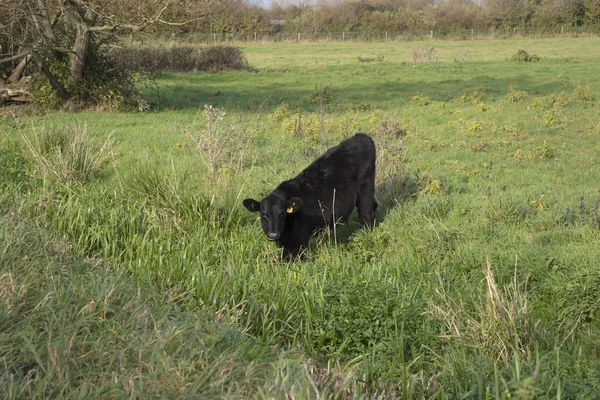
[2, 37, 600, 397]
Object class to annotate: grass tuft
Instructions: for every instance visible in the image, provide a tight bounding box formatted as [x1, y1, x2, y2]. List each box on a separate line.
[21, 124, 112, 184]
[429, 258, 535, 362]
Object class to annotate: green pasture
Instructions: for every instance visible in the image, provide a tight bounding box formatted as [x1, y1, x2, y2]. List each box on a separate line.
[2, 37, 600, 397]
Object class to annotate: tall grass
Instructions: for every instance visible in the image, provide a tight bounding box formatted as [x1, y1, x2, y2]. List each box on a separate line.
[21, 124, 112, 184]
[0, 209, 338, 399]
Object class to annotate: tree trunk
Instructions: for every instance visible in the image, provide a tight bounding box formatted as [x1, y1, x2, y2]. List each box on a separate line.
[69, 22, 91, 91]
[8, 55, 32, 83]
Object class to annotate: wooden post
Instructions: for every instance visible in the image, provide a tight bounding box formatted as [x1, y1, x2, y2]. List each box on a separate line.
[343, 32, 345, 41]
[430, 30, 433, 39]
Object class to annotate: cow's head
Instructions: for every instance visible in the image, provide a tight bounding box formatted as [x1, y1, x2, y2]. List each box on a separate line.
[243, 195, 303, 241]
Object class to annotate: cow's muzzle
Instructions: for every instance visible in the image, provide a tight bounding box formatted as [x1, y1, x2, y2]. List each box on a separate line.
[267, 232, 281, 241]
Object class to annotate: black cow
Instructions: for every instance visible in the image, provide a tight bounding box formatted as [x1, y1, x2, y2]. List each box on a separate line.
[243, 133, 377, 260]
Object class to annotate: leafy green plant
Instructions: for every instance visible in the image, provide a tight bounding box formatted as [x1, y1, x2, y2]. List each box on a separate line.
[411, 93, 430, 106]
[455, 86, 488, 103]
[306, 84, 333, 105]
[268, 103, 290, 123]
[510, 49, 540, 62]
[530, 142, 556, 160]
[458, 117, 486, 134]
[572, 83, 593, 101]
[506, 87, 527, 102]
[311, 279, 420, 358]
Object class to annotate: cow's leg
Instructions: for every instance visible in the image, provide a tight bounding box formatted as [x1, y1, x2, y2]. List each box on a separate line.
[280, 226, 310, 261]
[356, 180, 376, 229]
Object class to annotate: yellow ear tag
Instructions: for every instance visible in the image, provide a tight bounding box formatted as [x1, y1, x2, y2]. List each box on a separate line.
[286, 202, 295, 214]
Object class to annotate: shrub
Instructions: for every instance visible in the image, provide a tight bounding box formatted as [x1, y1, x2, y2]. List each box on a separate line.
[78, 45, 145, 110]
[412, 47, 437, 63]
[510, 50, 540, 62]
[109, 45, 253, 73]
[411, 93, 431, 106]
[31, 44, 146, 110]
[506, 87, 527, 102]
[455, 86, 488, 103]
[572, 84, 593, 101]
[306, 84, 332, 105]
[196, 46, 254, 72]
[31, 45, 143, 111]
[109, 46, 199, 73]
[268, 103, 290, 123]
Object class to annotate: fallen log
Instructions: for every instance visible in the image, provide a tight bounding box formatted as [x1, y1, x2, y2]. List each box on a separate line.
[8, 55, 33, 83]
[0, 86, 32, 103]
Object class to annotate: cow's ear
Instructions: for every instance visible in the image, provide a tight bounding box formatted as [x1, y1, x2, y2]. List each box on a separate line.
[243, 198, 261, 212]
[285, 197, 303, 214]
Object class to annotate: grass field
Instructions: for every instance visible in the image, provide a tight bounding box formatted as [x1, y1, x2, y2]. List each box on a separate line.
[2, 37, 600, 398]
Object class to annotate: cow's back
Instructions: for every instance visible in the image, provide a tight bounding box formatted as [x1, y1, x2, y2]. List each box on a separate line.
[279, 134, 376, 219]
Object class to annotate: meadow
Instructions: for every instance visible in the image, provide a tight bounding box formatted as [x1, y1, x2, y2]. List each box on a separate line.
[2, 37, 600, 398]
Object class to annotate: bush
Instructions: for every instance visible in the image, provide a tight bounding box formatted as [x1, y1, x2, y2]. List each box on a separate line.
[412, 47, 438, 63]
[510, 50, 540, 62]
[109, 45, 254, 73]
[109, 46, 199, 73]
[31, 45, 144, 111]
[196, 45, 254, 72]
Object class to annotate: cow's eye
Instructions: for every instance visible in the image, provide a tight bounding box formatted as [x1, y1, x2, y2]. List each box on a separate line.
[261, 214, 269, 220]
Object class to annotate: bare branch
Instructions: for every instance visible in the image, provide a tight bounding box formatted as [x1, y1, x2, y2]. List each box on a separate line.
[88, 0, 174, 33]
[156, 17, 206, 26]
[0, 51, 31, 65]
[30, 0, 58, 43]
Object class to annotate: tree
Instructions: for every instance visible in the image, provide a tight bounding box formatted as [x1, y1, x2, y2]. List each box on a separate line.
[585, 0, 600, 25]
[485, 0, 537, 27]
[0, 0, 197, 105]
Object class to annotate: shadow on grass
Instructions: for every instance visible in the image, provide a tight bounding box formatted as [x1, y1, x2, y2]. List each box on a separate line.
[301, 170, 420, 254]
[375, 169, 420, 225]
[144, 68, 572, 113]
